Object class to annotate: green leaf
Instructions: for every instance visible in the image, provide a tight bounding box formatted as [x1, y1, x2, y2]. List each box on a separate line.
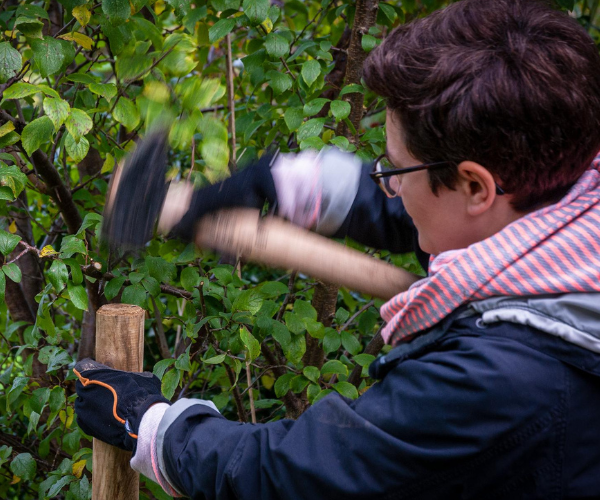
[352, 353, 375, 367]
[43, 97, 70, 131]
[47, 475, 73, 497]
[0, 43, 22, 84]
[122, 284, 147, 307]
[267, 71, 292, 95]
[161, 368, 180, 399]
[47, 260, 68, 291]
[301, 59, 320, 86]
[142, 276, 161, 296]
[153, 358, 175, 379]
[89, 83, 117, 100]
[270, 320, 291, 348]
[113, 97, 140, 130]
[14, 16, 44, 39]
[103, 0, 130, 25]
[294, 299, 317, 321]
[0, 230, 21, 255]
[104, 276, 126, 300]
[259, 281, 289, 298]
[281, 333, 305, 365]
[65, 134, 90, 163]
[3, 263, 22, 283]
[240, 326, 261, 361]
[297, 118, 325, 141]
[333, 381, 358, 399]
[146, 256, 177, 283]
[274, 372, 294, 397]
[290, 374, 310, 393]
[203, 353, 226, 364]
[208, 18, 236, 43]
[321, 359, 347, 376]
[307, 383, 321, 403]
[339, 84, 364, 96]
[284, 107, 303, 131]
[303, 98, 329, 117]
[31, 37, 66, 77]
[243, 0, 269, 24]
[180, 267, 200, 292]
[10, 453, 37, 481]
[78, 212, 103, 235]
[67, 282, 88, 310]
[341, 331, 362, 355]
[2, 82, 40, 100]
[60, 236, 86, 258]
[265, 32, 289, 58]
[16, 4, 50, 20]
[330, 100, 351, 121]
[65, 109, 92, 142]
[233, 288, 263, 314]
[21, 116, 54, 156]
[303, 366, 320, 384]
[67, 73, 98, 84]
[361, 34, 377, 52]
[30, 387, 51, 415]
[0, 272, 4, 303]
[175, 349, 191, 371]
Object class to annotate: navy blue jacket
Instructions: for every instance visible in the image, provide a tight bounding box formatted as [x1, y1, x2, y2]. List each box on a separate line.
[158, 302, 600, 499]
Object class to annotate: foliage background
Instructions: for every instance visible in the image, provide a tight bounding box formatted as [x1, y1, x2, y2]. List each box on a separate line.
[0, 0, 596, 497]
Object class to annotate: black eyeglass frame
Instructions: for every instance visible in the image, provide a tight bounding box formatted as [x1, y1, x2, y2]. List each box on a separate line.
[369, 154, 505, 196]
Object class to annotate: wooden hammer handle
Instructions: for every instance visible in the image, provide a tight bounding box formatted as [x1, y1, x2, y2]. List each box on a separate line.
[196, 208, 420, 300]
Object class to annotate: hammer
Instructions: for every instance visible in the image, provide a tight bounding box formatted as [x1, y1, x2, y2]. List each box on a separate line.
[102, 131, 421, 300]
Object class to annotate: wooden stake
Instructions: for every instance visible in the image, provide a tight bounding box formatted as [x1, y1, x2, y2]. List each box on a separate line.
[92, 304, 145, 500]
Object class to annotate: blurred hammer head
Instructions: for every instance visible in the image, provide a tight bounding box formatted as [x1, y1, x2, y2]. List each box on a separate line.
[102, 129, 169, 250]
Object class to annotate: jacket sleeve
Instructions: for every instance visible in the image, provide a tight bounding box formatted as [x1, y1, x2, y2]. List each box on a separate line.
[155, 327, 561, 500]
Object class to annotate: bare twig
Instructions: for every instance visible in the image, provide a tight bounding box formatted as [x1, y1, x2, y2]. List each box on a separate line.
[246, 359, 257, 423]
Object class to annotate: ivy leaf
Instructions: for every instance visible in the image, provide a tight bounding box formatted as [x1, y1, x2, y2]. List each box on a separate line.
[43, 97, 70, 131]
[330, 100, 351, 121]
[243, 0, 269, 24]
[301, 59, 320, 86]
[122, 284, 147, 307]
[67, 282, 88, 310]
[65, 109, 92, 142]
[47, 260, 68, 291]
[208, 18, 236, 43]
[333, 381, 358, 399]
[0, 229, 22, 255]
[265, 32, 289, 58]
[267, 71, 292, 95]
[31, 37, 66, 77]
[65, 134, 90, 163]
[0, 43, 23, 83]
[161, 368, 180, 399]
[103, 0, 130, 25]
[10, 453, 37, 481]
[240, 326, 261, 361]
[104, 276, 126, 301]
[113, 98, 140, 130]
[21, 116, 54, 156]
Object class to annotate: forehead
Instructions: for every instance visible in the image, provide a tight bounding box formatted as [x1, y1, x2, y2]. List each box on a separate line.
[385, 110, 421, 167]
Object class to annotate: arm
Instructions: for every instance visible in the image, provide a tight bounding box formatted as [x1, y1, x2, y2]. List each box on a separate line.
[145, 329, 560, 499]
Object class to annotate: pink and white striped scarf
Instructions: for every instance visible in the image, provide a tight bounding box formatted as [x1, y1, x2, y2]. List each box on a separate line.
[381, 156, 600, 346]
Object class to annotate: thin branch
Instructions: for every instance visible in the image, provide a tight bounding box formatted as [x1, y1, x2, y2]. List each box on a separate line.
[246, 359, 257, 423]
[225, 33, 237, 172]
[150, 296, 173, 359]
[225, 363, 247, 423]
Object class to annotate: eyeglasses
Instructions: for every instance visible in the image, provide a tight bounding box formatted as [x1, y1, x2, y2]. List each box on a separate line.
[369, 154, 506, 198]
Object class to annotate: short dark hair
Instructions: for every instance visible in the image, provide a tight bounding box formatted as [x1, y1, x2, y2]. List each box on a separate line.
[363, 0, 600, 211]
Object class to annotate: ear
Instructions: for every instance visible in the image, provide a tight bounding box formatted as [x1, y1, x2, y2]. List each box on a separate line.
[456, 161, 498, 216]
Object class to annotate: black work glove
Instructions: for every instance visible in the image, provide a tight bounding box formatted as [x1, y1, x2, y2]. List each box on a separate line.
[73, 359, 170, 452]
[170, 154, 277, 241]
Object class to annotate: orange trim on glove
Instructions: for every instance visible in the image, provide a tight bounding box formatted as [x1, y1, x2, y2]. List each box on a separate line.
[74, 368, 138, 439]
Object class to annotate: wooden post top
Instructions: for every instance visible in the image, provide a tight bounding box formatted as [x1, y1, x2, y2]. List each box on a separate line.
[97, 304, 145, 317]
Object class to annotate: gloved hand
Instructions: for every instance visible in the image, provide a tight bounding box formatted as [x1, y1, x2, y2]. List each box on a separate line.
[73, 359, 170, 452]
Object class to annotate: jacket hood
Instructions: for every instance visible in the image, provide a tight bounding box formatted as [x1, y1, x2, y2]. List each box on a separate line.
[470, 293, 600, 354]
